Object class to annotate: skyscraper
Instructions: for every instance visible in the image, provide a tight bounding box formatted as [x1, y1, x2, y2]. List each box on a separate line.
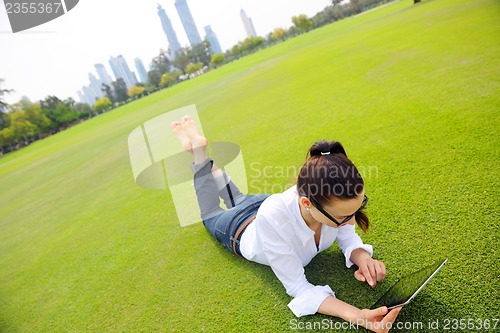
[88, 73, 104, 99]
[240, 9, 257, 37]
[175, 0, 202, 46]
[77, 90, 93, 106]
[204, 25, 222, 54]
[82, 85, 98, 105]
[157, 4, 181, 55]
[94, 63, 113, 87]
[109, 55, 138, 89]
[134, 58, 148, 83]
[108, 57, 122, 83]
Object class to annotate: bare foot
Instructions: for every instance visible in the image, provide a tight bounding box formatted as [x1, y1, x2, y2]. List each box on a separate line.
[180, 116, 207, 149]
[170, 120, 192, 152]
[170, 116, 208, 152]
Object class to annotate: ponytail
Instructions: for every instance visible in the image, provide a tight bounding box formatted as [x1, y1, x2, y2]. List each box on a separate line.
[309, 140, 348, 158]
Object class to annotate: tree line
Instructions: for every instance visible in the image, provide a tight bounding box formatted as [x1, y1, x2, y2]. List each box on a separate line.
[0, 93, 93, 155]
[0, 0, 397, 156]
[313, 0, 396, 27]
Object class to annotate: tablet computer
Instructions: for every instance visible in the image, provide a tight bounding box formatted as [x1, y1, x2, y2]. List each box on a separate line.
[371, 258, 447, 309]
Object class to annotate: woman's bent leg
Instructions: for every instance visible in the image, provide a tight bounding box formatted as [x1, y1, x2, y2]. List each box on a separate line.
[212, 168, 246, 209]
[193, 159, 247, 219]
[193, 158, 225, 220]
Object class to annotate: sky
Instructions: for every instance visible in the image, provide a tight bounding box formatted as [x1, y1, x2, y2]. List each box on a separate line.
[0, 0, 332, 104]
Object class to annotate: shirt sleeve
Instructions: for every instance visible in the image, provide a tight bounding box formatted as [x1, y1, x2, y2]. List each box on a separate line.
[336, 224, 373, 268]
[257, 214, 335, 317]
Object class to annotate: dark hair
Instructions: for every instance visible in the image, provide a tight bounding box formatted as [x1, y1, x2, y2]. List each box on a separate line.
[297, 140, 370, 232]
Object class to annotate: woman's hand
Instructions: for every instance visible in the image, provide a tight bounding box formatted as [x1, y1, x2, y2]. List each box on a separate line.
[357, 306, 402, 333]
[318, 297, 402, 332]
[351, 249, 386, 287]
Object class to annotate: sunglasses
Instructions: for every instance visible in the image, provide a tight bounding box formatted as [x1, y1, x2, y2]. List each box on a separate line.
[309, 195, 369, 227]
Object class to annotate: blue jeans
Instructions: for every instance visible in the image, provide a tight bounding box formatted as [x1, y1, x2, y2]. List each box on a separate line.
[193, 158, 270, 256]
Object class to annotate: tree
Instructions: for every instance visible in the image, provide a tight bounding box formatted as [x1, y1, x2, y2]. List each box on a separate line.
[172, 48, 191, 74]
[191, 42, 211, 66]
[0, 102, 52, 152]
[39, 95, 62, 110]
[20, 101, 50, 136]
[271, 27, 287, 40]
[230, 44, 241, 56]
[63, 97, 75, 108]
[93, 97, 112, 112]
[74, 103, 92, 119]
[127, 85, 145, 98]
[0, 111, 10, 130]
[112, 78, 128, 103]
[147, 70, 162, 88]
[56, 103, 78, 127]
[231, 36, 265, 57]
[244, 36, 265, 50]
[0, 79, 13, 109]
[313, 5, 345, 26]
[0, 127, 15, 153]
[210, 53, 225, 67]
[151, 49, 171, 75]
[9, 110, 38, 145]
[331, 0, 343, 5]
[101, 83, 115, 103]
[42, 102, 79, 130]
[159, 72, 176, 87]
[349, 0, 363, 14]
[185, 62, 204, 75]
[292, 14, 313, 31]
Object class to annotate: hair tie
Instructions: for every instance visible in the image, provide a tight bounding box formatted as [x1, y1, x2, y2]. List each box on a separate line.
[321, 151, 331, 155]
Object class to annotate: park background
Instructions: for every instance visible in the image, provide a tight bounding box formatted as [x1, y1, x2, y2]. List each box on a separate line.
[1, 0, 499, 332]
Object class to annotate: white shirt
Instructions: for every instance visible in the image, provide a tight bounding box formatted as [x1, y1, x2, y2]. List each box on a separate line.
[240, 186, 373, 317]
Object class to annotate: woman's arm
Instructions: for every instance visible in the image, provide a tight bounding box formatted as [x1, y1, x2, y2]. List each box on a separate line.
[318, 296, 402, 333]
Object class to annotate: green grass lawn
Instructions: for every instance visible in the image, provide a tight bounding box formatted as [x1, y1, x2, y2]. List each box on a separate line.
[1, 0, 499, 331]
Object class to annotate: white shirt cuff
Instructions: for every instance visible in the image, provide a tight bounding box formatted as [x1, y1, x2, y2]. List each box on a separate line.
[287, 285, 335, 317]
[344, 244, 373, 268]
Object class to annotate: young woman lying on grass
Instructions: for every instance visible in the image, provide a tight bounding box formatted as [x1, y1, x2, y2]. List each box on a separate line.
[171, 116, 402, 332]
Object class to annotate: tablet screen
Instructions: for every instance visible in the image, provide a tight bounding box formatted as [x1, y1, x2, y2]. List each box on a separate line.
[371, 258, 447, 309]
